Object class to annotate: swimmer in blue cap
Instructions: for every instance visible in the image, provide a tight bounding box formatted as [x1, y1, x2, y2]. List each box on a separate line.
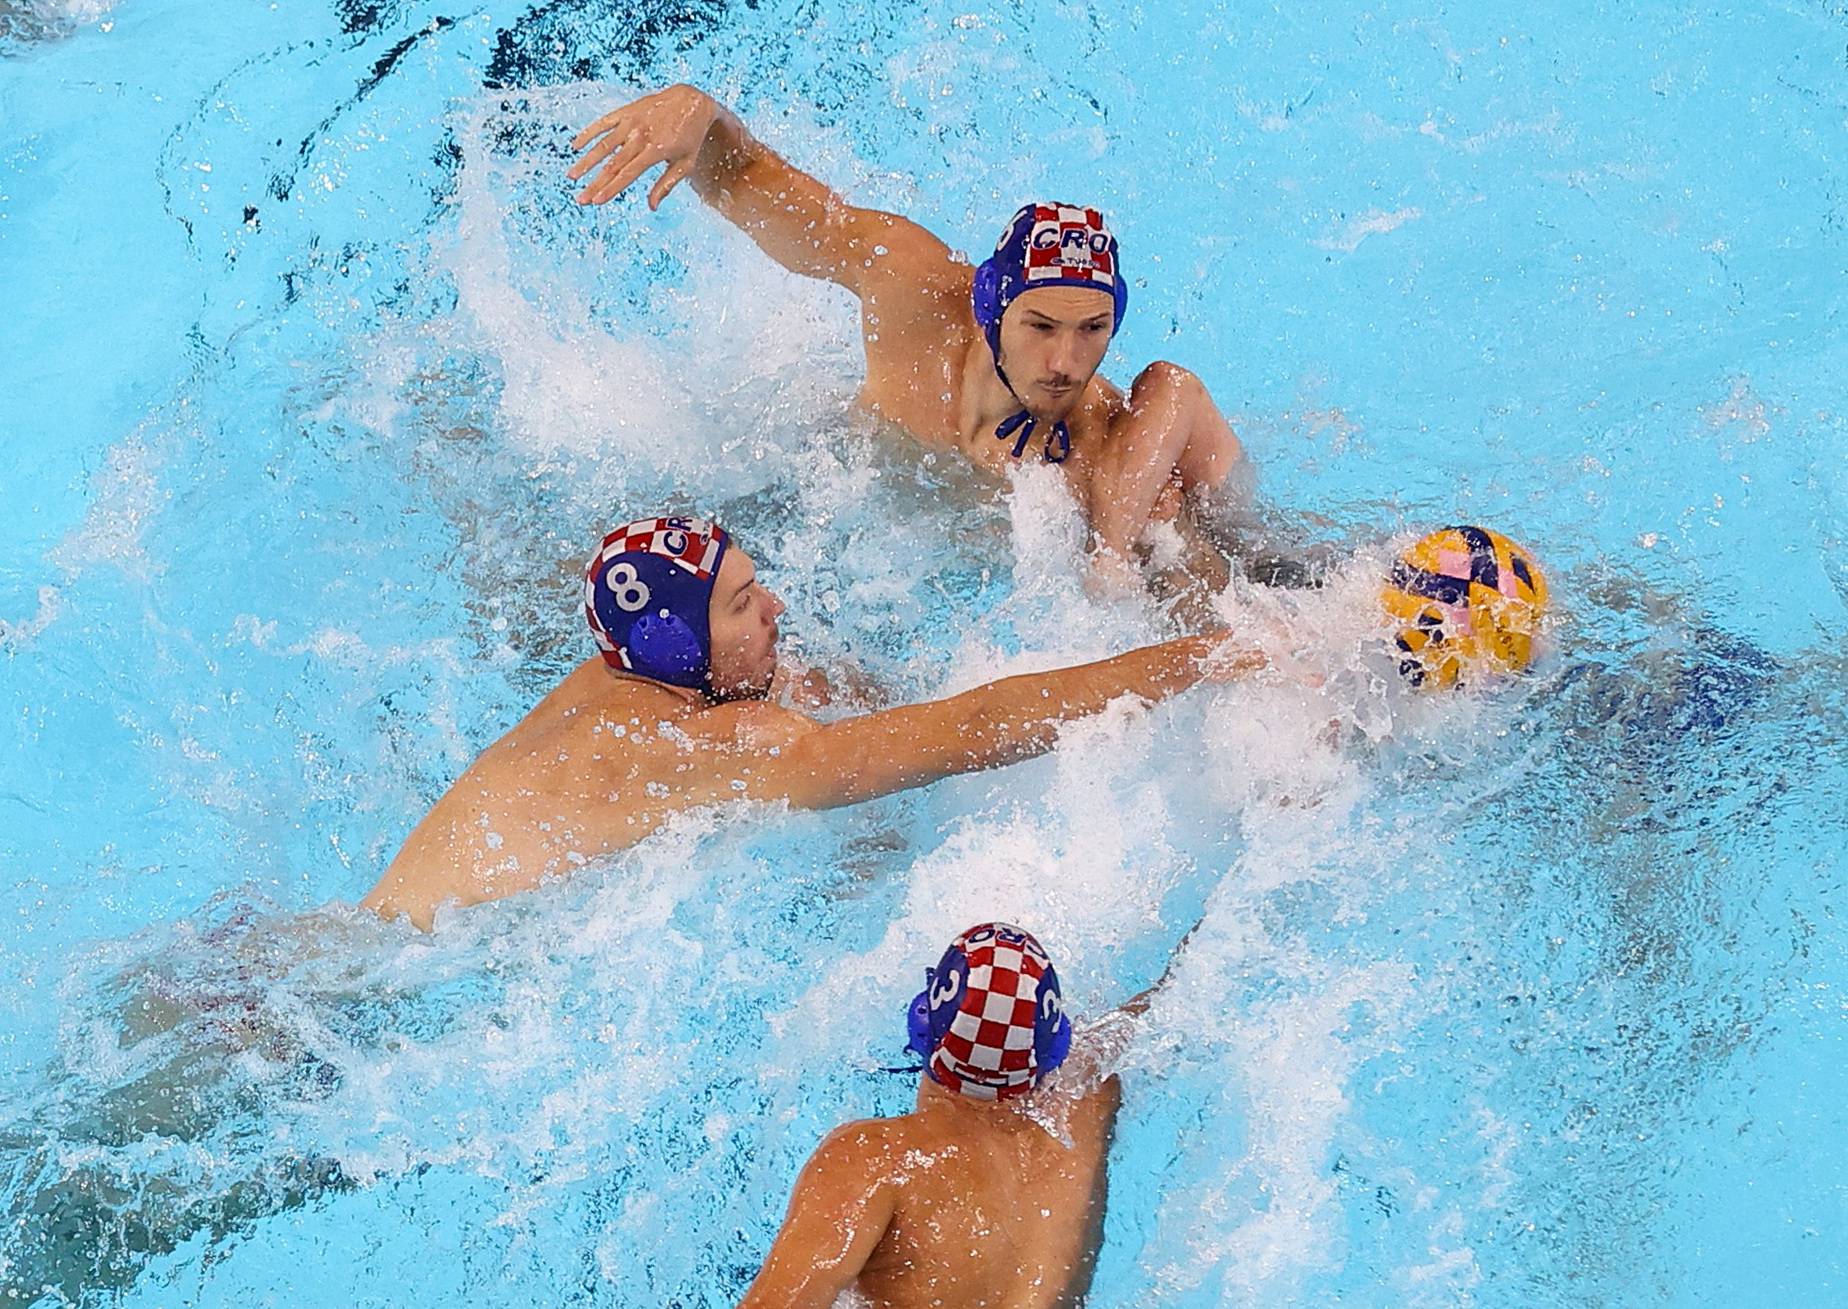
[363, 514, 1269, 929]
[569, 86, 1253, 595]
[740, 916, 1206, 1309]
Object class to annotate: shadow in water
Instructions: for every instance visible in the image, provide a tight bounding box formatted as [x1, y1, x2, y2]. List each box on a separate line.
[0, 899, 441, 1307]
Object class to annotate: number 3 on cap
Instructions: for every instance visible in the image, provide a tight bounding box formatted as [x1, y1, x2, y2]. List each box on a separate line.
[607, 562, 651, 613]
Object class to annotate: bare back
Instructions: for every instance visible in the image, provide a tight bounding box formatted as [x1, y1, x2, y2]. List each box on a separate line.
[860, 1080, 1122, 1309]
[741, 1054, 1129, 1309]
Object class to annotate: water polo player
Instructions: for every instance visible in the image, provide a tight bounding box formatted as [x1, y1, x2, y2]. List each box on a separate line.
[362, 516, 1268, 930]
[568, 85, 1249, 591]
[739, 918, 1197, 1308]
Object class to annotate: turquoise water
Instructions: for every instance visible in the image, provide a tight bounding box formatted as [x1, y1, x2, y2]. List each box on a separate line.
[2, 0, 1845, 1304]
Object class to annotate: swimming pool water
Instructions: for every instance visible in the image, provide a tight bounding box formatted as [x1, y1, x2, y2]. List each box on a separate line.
[2, 0, 1845, 1304]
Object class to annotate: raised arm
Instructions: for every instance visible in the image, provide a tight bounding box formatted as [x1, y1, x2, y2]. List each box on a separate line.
[747, 633, 1259, 812]
[1092, 362, 1248, 566]
[737, 1125, 897, 1309]
[570, 84, 953, 297]
[1117, 915, 1206, 1020]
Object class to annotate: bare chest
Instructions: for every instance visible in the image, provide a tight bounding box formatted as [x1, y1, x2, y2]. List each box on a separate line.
[857, 315, 971, 450]
[859, 351, 1112, 503]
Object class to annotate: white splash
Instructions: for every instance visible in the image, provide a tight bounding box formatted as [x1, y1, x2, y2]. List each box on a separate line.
[0, 585, 63, 650]
[1312, 208, 1424, 254]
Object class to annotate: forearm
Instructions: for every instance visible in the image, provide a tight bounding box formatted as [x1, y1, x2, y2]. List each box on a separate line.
[1096, 363, 1249, 561]
[953, 636, 1219, 765]
[782, 636, 1227, 809]
[1095, 367, 1200, 559]
[688, 100, 860, 285]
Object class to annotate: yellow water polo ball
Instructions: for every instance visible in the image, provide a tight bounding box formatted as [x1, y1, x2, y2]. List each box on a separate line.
[1380, 525, 1549, 690]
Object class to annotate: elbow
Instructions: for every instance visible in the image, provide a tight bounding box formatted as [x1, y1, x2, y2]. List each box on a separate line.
[1137, 360, 1204, 402]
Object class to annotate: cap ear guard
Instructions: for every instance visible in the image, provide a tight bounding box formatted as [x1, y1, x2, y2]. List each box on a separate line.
[1040, 1011, 1073, 1075]
[905, 969, 934, 1059]
[1034, 965, 1072, 1077]
[972, 254, 1011, 380]
[972, 258, 1004, 333]
[626, 610, 707, 684]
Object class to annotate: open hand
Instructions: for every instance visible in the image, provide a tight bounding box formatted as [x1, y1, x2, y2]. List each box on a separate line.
[569, 83, 720, 209]
[1196, 631, 1269, 684]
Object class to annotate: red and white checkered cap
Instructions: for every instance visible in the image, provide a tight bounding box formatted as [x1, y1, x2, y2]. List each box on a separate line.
[926, 923, 1059, 1102]
[1022, 202, 1118, 291]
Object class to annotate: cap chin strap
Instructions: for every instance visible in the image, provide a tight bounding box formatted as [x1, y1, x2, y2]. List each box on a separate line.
[991, 360, 1071, 464]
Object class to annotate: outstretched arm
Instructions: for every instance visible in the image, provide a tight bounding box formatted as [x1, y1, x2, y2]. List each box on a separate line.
[741, 633, 1259, 811]
[1056, 911, 1211, 1094]
[737, 1125, 897, 1309]
[1117, 916, 1207, 1020]
[570, 84, 953, 297]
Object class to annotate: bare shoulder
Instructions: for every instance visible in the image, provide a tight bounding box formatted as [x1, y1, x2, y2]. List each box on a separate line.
[818, 1111, 969, 1172]
[816, 1115, 904, 1158]
[853, 209, 962, 280]
[1090, 371, 1128, 416]
[860, 219, 973, 316]
[798, 1116, 923, 1196]
[682, 698, 820, 751]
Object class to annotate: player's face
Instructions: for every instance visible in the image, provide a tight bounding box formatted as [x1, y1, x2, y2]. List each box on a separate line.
[706, 547, 783, 700]
[996, 286, 1115, 419]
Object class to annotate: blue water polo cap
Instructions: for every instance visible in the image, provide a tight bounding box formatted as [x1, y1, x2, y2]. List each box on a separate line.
[584, 514, 730, 690]
[971, 203, 1128, 463]
[903, 922, 1072, 1101]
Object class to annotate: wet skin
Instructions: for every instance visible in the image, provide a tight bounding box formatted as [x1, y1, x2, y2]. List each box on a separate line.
[740, 1064, 1125, 1309]
[568, 84, 1248, 574]
[363, 548, 1260, 930]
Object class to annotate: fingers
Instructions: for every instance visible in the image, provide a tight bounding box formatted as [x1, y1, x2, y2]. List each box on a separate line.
[568, 91, 699, 208]
[646, 158, 693, 211]
[571, 108, 626, 152]
[575, 131, 649, 205]
[566, 125, 627, 182]
[580, 141, 666, 206]
[1198, 634, 1267, 684]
